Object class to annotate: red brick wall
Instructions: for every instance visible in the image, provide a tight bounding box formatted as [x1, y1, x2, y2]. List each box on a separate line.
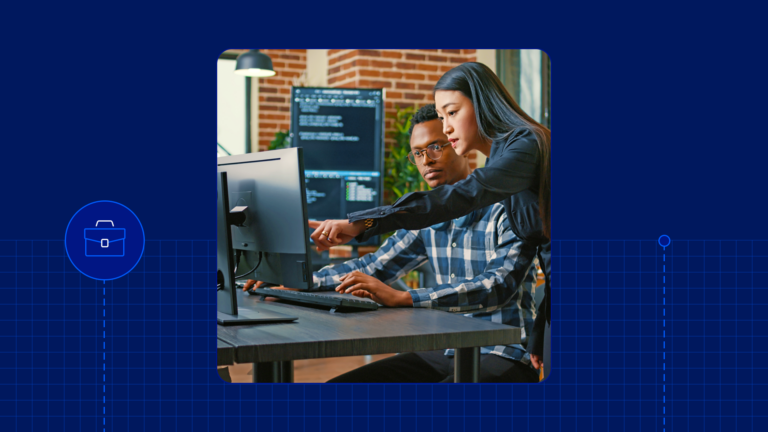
[326, 49, 478, 165]
[256, 49, 480, 166]
[256, 49, 307, 151]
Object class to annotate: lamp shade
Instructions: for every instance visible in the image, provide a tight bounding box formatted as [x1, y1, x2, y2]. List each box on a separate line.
[234, 49, 276, 77]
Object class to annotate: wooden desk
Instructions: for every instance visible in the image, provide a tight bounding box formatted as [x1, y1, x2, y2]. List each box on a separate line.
[217, 290, 521, 383]
[217, 338, 235, 367]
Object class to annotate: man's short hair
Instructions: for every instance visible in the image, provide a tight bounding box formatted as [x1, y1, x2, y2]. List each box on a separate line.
[408, 104, 438, 135]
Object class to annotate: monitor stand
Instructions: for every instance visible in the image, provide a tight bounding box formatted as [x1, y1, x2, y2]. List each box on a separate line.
[217, 171, 298, 326]
[217, 308, 297, 326]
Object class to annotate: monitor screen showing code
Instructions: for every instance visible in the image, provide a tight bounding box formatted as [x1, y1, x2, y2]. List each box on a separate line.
[304, 171, 381, 221]
[291, 87, 384, 246]
[290, 88, 383, 172]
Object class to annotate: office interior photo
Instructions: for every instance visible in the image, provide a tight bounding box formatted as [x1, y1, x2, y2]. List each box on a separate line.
[216, 49, 552, 383]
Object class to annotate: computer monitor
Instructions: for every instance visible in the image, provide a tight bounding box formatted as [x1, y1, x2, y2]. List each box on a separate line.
[290, 87, 384, 246]
[216, 147, 313, 325]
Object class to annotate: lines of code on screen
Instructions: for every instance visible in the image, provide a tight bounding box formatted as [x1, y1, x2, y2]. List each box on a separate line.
[291, 88, 383, 172]
[290, 88, 384, 247]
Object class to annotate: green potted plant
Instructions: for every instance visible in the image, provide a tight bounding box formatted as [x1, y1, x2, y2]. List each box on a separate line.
[269, 130, 290, 150]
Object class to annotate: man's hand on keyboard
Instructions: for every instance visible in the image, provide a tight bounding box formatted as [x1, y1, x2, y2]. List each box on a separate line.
[243, 280, 299, 291]
[243, 280, 269, 291]
[335, 271, 413, 307]
[243, 280, 299, 301]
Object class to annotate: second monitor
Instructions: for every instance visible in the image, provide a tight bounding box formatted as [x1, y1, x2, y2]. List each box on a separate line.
[290, 87, 384, 246]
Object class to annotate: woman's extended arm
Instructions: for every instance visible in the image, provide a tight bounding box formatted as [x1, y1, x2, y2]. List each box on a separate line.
[309, 129, 540, 248]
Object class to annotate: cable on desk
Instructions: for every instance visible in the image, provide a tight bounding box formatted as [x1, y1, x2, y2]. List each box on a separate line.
[235, 251, 262, 279]
[218, 250, 258, 291]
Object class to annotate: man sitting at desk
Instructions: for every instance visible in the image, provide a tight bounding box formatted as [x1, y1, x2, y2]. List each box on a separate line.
[245, 103, 540, 383]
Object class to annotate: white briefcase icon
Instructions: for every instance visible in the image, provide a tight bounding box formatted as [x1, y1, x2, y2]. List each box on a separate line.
[84, 220, 126, 257]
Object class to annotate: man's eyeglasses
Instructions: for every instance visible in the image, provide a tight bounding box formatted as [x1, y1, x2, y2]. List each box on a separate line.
[407, 142, 452, 165]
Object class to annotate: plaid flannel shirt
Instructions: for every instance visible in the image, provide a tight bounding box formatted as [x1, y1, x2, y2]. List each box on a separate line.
[313, 203, 538, 367]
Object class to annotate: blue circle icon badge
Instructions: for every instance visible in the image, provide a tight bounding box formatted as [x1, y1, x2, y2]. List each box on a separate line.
[65, 201, 145, 281]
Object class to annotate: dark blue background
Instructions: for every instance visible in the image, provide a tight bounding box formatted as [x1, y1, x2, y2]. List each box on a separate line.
[3, 8, 767, 241]
[1, 3, 767, 432]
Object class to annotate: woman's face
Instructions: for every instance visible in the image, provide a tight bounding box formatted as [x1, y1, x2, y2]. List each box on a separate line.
[434, 90, 482, 156]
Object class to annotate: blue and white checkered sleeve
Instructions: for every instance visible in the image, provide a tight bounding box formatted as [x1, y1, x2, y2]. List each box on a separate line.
[409, 214, 537, 312]
[312, 229, 428, 291]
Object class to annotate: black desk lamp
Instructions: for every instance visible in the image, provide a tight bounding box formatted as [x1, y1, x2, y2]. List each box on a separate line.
[234, 49, 276, 77]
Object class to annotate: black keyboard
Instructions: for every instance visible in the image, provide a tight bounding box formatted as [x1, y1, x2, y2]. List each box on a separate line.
[248, 288, 379, 312]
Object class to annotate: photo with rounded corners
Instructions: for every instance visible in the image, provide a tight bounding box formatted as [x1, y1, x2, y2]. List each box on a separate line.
[216, 49, 551, 384]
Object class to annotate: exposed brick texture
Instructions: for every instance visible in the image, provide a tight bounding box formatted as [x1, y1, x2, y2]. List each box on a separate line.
[255, 49, 308, 150]
[325, 49, 477, 166]
[257, 49, 479, 168]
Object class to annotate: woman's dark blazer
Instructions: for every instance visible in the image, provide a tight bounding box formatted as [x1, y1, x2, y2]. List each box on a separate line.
[349, 127, 551, 357]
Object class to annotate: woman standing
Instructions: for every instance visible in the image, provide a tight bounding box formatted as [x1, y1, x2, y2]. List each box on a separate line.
[310, 62, 551, 370]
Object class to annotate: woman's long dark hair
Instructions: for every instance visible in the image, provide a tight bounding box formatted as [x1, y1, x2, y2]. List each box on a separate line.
[434, 62, 551, 239]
